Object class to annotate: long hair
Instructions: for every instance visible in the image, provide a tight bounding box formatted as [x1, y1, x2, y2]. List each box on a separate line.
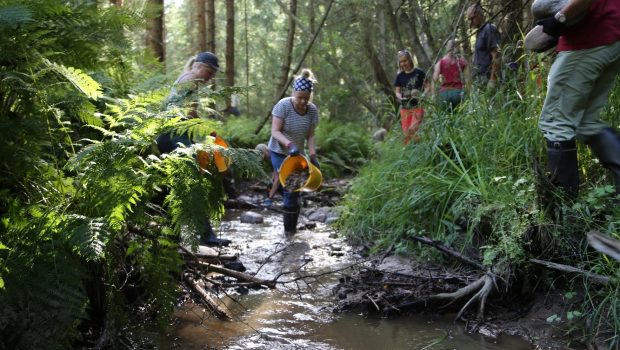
[182, 56, 197, 75]
[397, 50, 414, 73]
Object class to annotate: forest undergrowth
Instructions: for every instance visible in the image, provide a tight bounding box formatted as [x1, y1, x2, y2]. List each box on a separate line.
[340, 65, 620, 346]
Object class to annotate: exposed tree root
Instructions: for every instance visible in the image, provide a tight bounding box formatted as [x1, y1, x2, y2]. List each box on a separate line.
[429, 272, 495, 320]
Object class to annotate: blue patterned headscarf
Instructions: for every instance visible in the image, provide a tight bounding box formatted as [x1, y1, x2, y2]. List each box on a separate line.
[293, 77, 313, 92]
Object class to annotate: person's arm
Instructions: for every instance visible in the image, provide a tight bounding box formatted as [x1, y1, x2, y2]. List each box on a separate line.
[271, 115, 292, 148]
[176, 73, 200, 118]
[395, 86, 403, 100]
[560, 0, 595, 20]
[307, 126, 317, 157]
[432, 61, 441, 96]
[489, 48, 501, 87]
[463, 62, 471, 90]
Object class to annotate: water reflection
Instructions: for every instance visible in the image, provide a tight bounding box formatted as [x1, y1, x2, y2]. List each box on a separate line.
[155, 209, 533, 350]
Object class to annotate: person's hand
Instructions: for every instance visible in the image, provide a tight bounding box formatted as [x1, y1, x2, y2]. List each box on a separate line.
[309, 154, 320, 169]
[287, 142, 299, 156]
[536, 16, 566, 38]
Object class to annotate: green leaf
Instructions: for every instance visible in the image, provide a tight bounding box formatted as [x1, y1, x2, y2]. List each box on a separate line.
[43, 58, 103, 100]
[567, 311, 583, 321]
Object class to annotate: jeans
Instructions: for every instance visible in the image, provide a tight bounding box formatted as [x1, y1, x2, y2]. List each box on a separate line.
[270, 151, 300, 209]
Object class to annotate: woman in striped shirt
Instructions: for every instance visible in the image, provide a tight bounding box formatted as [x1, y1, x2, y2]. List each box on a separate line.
[267, 69, 320, 234]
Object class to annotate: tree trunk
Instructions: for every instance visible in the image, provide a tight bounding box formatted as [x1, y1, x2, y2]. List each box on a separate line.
[409, 0, 436, 55]
[110, 0, 122, 6]
[197, 0, 207, 51]
[309, 0, 316, 67]
[206, 0, 216, 52]
[275, 0, 297, 98]
[358, 10, 395, 101]
[225, 0, 235, 110]
[399, 11, 431, 71]
[384, 0, 405, 53]
[145, 0, 165, 63]
[244, 0, 250, 111]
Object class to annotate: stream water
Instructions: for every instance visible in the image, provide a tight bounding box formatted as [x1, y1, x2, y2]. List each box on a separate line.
[148, 209, 534, 349]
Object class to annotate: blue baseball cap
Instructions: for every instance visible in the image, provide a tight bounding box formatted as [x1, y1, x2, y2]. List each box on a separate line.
[196, 51, 219, 71]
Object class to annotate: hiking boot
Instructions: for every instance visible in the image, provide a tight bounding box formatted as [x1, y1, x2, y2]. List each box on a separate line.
[546, 139, 579, 199]
[283, 206, 299, 235]
[584, 127, 620, 195]
[199, 220, 231, 246]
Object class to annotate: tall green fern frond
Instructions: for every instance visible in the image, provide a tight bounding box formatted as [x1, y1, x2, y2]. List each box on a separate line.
[63, 215, 110, 262]
[43, 58, 103, 100]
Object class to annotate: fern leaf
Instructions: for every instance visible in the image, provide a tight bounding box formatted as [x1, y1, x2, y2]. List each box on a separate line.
[43, 58, 103, 100]
[65, 215, 109, 261]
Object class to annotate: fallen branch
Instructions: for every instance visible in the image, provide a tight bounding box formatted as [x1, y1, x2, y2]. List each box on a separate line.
[184, 274, 233, 321]
[196, 261, 276, 289]
[530, 258, 610, 285]
[179, 245, 237, 261]
[410, 235, 485, 270]
[225, 198, 286, 213]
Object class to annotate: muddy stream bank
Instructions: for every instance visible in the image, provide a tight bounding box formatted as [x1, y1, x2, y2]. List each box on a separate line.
[143, 196, 542, 349]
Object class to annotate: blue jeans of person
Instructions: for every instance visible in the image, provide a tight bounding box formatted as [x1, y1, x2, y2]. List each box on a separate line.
[439, 89, 464, 111]
[270, 151, 300, 210]
[156, 132, 192, 154]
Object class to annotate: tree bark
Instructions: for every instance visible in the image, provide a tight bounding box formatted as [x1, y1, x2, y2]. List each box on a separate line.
[206, 0, 216, 52]
[409, 0, 436, 54]
[244, 0, 250, 111]
[275, 0, 297, 98]
[225, 0, 235, 110]
[184, 274, 234, 320]
[384, 0, 405, 53]
[309, 0, 316, 66]
[360, 17, 395, 100]
[145, 0, 165, 63]
[399, 11, 431, 71]
[197, 0, 207, 51]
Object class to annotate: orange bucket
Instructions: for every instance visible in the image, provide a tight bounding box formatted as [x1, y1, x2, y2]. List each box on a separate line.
[278, 154, 322, 192]
[197, 136, 230, 173]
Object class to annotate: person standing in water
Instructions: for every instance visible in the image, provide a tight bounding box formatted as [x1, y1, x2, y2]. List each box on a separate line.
[267, 69, 320, 234]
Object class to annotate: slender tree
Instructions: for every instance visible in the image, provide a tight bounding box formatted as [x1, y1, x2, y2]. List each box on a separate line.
[309, 0, 316, 67]
[384, 0, 405, 53]
[359, 13, 394, 100]
[206, 0, 215, 52]
[399, 11, 431, 70]
[198, 0, 207, 51]
[275, 0, 297, 98]
[409, 0, 436, 54]
[225, 0, 235, 110]
[145, 0, 165, 62]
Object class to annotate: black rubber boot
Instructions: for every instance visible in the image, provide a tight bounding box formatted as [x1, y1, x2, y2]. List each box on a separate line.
[546, 139, 579, 199]
[283, 207, 298, 235]
[584, 127, 620, 194]
[199, 220, 231, 246]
